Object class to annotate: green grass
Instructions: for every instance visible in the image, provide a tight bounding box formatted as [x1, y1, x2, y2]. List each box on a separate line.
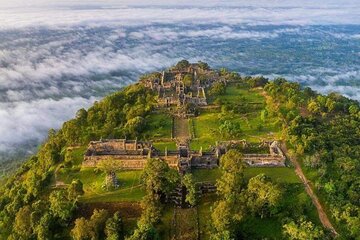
[192, 168, 221, 183]
[66, 146, 87, 165]
[192, 167, 300, 184]
[143, 113, 172, 139]
[190, 111, 221, 150]
[244, 167, 301, 184]
[217, 84, 265, 104]
[191, 84, 281, 149]
[153, 141, 177, 152]
[57, 168, 145, 202]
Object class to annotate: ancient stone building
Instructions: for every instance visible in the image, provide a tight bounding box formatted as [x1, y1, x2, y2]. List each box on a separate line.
[83, 139, 154, 169]
[216, 140, 286, 167]
[83, 138, 285, 171]
[83, 139, 217, 171]
[141, 63, 219, 108]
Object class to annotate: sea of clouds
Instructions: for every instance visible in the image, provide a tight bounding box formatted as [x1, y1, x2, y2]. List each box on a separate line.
[0, 0, 360, 161]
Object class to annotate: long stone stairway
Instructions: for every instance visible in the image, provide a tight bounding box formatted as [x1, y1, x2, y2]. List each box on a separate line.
[173, 117, 190, 140]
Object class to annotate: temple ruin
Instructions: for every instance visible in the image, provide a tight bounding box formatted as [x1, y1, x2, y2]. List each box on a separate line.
[142, 63, 220, 108]
[83, 139, 286, 171]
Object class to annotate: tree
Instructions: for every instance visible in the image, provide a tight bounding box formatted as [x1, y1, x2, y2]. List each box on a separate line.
[197, 61, 210, 70]
[216, 149, 245, 201]
[141, 158, 180, 196]
[127, 219, 159, 240]
[90, 209, 109, 239]
[219, 121, 241, 138]
[283, 217, 324, 240]
[34, 213, 54, 240]
[211, 200, 232, 235]
[71, 217, 93, 240]
[130, 159, 178, 240]
[182, 174, 197, 206]
[307, 99, 321, 114]
[49, 190, 76, 222]
[105, 212, 124, 240]
[68, 179, 84, 200]
[209, 82, 226, 97]
[71, 209, 110, 240]
[246, 174, 282, 218]
[248, 76, 268, 88]
[183, 74, 193, 87]
[124, 116, 145, 137]
[12, 205, 33, 239]
[175, 60, 190, 70]
[127, 194, 161, 240]
[212, 150, 246, 238]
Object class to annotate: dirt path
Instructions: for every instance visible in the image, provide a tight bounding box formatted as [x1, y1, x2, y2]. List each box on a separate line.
[281, 145, 338, 236]
[174, 117, 190, 140]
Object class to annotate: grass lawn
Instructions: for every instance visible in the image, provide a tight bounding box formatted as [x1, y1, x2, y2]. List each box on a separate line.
[191, 84, 282, 149]
[190, 111, 220, 150]
[57, 168, 145, 202]
[143, 113, 172, 139]
[192, 167, 300, 184]
[153, 141, 177, 152]
[192, 168, 221, 183]
[244, 167, 301, 184]
[217, 84, 265, 104]
[66, 146, 87, 165]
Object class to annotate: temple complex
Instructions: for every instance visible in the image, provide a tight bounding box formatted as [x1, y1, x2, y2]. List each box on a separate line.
[141, 62, 221, 108]
[83, 139, 286, 171]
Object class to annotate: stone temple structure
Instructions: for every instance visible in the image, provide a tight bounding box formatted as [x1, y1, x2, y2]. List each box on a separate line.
[141, 63, 220, 108]
[83, 139, 286, 171]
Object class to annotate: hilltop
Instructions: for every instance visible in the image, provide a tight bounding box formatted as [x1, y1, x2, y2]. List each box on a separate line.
[0, 61, 359, 240]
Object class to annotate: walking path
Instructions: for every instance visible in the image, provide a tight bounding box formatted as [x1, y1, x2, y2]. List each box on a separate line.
[173, 117, 190, 141]
[281, 145, 338, 236]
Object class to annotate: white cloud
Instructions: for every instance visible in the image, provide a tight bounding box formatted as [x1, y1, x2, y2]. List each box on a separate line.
[0, 1, 359, 30]
[0, 97, 97, 152]
[0, 0, 360, 158]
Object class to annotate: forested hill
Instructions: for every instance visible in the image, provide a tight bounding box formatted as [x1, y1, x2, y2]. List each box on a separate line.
[0, 62, 359, 239]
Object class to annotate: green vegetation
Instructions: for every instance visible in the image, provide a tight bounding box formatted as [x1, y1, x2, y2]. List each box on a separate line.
[192, 168, 222, 183]
[193, 167, 301, 184]
[265, 78, 360, 238]
[152, 141, 177, 151]
[1, 62, 357, 239]
[244, 167, 301, 184]
[57, 168, 145, 202]
[143, 113, 172, 139]
[191, 83, 281, 150]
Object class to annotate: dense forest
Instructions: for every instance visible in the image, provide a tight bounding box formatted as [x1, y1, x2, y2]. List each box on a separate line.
[0, 63, 359, 240]
[263, 79, 360, 238]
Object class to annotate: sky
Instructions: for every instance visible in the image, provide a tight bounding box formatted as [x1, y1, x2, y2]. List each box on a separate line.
[0, 0, 360, 160]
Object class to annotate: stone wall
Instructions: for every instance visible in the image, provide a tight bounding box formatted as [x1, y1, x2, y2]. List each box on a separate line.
[83, 155, 148, 169]
[190, 154, 218, 169]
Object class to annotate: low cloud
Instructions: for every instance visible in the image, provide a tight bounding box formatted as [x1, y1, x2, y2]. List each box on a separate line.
[0, 1, 360, 30]
[0, 1, 360, 159]
[0, 97, 97, 152]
